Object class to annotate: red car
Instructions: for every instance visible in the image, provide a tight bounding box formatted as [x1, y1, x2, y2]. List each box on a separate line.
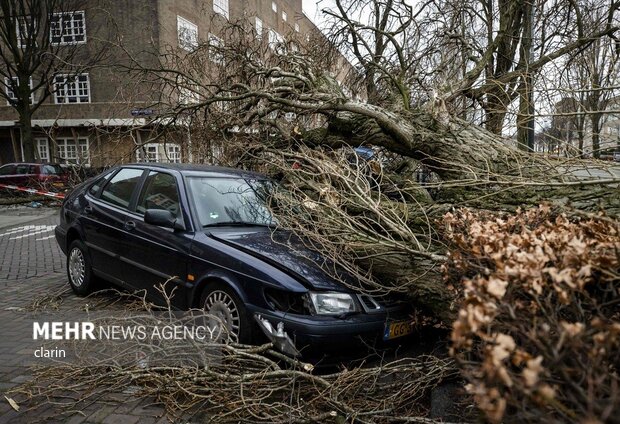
[0, 162, 68, 191]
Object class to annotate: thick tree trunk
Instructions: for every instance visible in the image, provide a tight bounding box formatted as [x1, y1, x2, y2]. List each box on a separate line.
[19, 111, 35, 162]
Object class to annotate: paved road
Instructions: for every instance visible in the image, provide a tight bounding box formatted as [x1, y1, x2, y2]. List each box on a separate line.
[0, 207, 169, 424]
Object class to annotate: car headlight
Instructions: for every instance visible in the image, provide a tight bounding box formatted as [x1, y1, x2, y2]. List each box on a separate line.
[306, 292, 359, 315]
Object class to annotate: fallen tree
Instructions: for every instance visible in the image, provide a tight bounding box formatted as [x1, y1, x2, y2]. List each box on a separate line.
[105, 0, 620, 420]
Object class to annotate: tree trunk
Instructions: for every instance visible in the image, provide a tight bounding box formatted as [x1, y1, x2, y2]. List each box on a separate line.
[19, 111, 35, 162]
[591, 113, 601, 159]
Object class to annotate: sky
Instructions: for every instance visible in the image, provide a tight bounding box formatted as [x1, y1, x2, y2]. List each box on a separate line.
[302, 0, 330, 26]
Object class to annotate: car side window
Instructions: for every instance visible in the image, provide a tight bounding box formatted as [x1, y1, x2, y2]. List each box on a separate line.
[15, 165, 30, 175]
[0, 165, 16, 175]
[99, 168, 144, 209]
[88, 171, 115, 197]
[136, 171, 180, 216]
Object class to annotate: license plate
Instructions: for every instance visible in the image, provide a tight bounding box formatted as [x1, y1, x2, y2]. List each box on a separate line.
[383, 320, 413, 340]
[52, 182, 64, 187]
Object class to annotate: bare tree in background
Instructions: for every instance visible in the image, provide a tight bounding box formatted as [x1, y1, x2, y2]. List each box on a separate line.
[0, 0, 112, 162]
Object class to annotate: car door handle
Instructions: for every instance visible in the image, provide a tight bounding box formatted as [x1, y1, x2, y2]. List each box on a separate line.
[124, 221, 136, 231]
[84, 205, 93, 214]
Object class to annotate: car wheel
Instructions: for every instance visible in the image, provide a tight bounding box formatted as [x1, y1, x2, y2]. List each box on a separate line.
[201, 283, 253, 344]
[67, 240, 95, 296]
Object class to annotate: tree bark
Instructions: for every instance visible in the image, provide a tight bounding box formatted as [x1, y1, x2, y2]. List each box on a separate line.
[19, 110, 35, 162]
[590, 113, 602, 159]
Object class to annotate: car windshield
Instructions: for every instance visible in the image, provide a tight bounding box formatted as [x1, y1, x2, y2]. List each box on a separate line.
[42, 164, 64, 175]
[187, 177, 276, 228]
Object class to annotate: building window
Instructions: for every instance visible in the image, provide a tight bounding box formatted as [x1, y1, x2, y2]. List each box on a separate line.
[255, 17, 263, 39]
[272, 2, 277, 12]
[213, 0, 229, 19]
[177, 16, 198, 51]
[208, 33, 224, 64]
[36, 138, 49, 161]
[50, 11, 86, 44]
[282, 11, 287, 21]
[137, 144, 159, 163]
[268, 29, 284, 52]
[15, 16, 36, 48]
[137, 143, 181, 163]
[166, 145, 181, 163]
[4, 77, 34, 105]
[54, 74, 90, 103]
[56, 138, 90, 165]
[294, 23, 300, 32]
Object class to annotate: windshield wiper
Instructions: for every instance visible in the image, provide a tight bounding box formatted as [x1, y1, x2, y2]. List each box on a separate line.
[203, 221, 274, 228]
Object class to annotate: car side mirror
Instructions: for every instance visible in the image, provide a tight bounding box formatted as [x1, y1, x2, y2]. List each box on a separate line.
[144, 209, 185, 231]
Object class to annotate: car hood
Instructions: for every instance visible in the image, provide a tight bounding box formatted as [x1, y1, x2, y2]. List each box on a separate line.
[209, 229, 353, 291]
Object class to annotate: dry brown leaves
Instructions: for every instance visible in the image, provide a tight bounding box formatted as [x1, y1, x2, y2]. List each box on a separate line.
[444, 205, 620, 423]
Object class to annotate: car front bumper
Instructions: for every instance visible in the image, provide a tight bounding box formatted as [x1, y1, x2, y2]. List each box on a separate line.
[247, 305, 413, 358]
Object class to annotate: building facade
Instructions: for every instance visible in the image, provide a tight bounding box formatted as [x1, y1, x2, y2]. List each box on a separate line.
[0, 0, 336, 168]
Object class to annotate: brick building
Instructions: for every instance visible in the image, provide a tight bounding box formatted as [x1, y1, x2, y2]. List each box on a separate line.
[0, 0, 343, 167]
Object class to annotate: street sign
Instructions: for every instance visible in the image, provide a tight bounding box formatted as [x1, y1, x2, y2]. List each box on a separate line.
[131, 108, 155, 116]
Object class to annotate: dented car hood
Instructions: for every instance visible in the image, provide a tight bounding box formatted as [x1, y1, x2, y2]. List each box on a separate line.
[209, 228, 353, 292]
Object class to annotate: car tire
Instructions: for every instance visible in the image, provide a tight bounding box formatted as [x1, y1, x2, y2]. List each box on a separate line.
[201, 282, 254, 344]
[66, 240, 96, 296]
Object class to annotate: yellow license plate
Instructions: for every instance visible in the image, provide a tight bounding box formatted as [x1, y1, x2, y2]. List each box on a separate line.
[383, 320, 413, 340]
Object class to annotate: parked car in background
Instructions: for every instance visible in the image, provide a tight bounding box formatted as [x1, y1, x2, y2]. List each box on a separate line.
[55, 163, 414, 360]
[614, 152, 620, 162]
[0, 163, 68, 190]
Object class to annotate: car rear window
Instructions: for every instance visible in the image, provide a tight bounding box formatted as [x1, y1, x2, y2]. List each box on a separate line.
[0, 165, 16, 176]
[100, 168, 144, 209]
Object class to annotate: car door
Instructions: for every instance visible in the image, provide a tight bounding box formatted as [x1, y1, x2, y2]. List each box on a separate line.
[121, 170, 191, 306]
[81, 167, 145, 284]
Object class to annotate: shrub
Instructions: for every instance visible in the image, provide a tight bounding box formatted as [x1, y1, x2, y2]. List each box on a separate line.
[445, 206, 620, 423]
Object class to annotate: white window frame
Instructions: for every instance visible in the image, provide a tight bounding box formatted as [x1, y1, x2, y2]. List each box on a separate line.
[53, 73, 90, 104]
[208, 33, 224, 64]
[36, 138, 49, 161]
[136, 143, 159, 163]
[272, 2, 277, 12]
[282, 11, 287, 21]
[255, 17, 263, 39]
[136, 143, 181, 164]
[166, 144, 181, 163]
[56, 137, 90, 166]
[213, 0, 229, 19]
[50, 11, 86, 45]
[5, 76, 34, 105]
[177, 16, 198, 51]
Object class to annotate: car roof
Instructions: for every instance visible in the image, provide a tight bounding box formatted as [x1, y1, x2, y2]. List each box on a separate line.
[1, 162, 58, 166]
[121, 163, 268, 179]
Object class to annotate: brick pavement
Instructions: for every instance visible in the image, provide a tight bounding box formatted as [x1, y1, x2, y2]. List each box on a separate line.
[0, 209, 174, 423]
[0, 209, 64, 280]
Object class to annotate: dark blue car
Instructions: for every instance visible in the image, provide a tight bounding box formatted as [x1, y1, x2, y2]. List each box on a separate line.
[54, 164, 413, 358]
